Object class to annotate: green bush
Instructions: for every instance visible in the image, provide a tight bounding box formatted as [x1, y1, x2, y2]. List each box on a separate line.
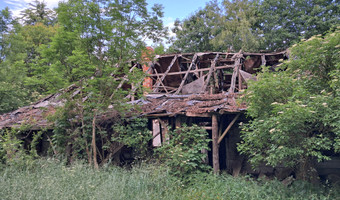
[113, 117, 152, 159]
[156, 124, 211, 177]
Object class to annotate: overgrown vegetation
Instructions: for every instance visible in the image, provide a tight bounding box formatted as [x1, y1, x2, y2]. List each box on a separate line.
[169, 0, 339, 52]
[0, 159, 338, 200]
[239, 29, 340, 181]
[156, 124, 211, 177]
[113, 117, 152, 159]
[0, 1, 340, 196]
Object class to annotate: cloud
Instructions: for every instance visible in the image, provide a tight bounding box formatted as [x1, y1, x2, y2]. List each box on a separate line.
[5, 0, 63, 18]
[164, 17, 176, 38]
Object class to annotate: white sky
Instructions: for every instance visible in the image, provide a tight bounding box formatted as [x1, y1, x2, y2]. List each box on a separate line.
[1, 0, 211, 47]
[3, 0, 62, 17]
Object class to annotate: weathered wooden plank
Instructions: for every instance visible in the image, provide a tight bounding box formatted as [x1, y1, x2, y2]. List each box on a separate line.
[218, 113, 241, 144]
[153, 55, 178, 92]
[175, 54, 198, 94]
[261, 54, 266, 66]
[212, 114, 220, 174]
[202, 53, 219, 93]
[153, 68, 169, 93]
[185, 112, 211, 117]
[152, 119, 162, 147]
[148, 65, 234, 77]
[228, 52, 242, 93]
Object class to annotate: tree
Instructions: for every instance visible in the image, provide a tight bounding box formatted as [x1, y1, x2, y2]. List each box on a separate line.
[258, 0, 340, 51]
[20, 0, 56, 26]
[0, 9, 31, 114]
[169, 1, 221, 53]
[211, 0, 263, 52]
[170, 0, 263, 53]
[238, 29, 340, 181]
[0, 7, 13, 63]
[37, 0, 166, 167]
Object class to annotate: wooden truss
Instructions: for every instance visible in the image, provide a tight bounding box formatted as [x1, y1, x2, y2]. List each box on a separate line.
[146, 51, 286, 95]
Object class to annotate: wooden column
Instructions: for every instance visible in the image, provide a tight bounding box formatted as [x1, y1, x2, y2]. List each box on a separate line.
[212, 114, 220, 174]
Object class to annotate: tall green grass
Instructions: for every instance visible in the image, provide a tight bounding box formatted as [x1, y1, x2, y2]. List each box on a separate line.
[0, 159, 338, 200]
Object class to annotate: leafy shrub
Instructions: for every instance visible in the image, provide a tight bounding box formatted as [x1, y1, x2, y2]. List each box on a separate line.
[239, 29, 340, 181]
[0, 128, 39, 168]
[156, 124, 211, 177]
[113, 117, 152, 159]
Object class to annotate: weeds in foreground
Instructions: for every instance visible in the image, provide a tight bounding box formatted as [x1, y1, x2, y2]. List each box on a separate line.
[0, 159, 339, 200]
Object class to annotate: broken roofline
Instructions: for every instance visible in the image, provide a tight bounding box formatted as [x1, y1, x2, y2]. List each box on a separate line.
[134, 50, 287, 118]
[0, 50, 287, 129]
[146, 50, 287, 95]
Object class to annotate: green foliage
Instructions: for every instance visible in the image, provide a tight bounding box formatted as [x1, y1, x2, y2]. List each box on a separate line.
[156, 124, 211, 177]
[170, 0, 262, 52]
[20, 0, 56, 26]
[113, 117, 151, 158]
[0, 159, 339, 200]
[258, 0, 340, 51]
[170, 1, 220, 52]
[211, 0, 263, 52]
[0, 127, 43, 168]
[238, 29, 340, 180]
[153, 43, 166, 55]
[170, 0, 338, 52]
[18, 0, 166, 167]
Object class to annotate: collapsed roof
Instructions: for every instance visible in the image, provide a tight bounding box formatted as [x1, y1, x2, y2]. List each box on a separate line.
[137, 50, 287, 117]
[0, 51, 287, 128]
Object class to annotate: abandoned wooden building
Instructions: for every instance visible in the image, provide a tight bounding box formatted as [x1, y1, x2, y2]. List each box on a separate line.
[1, 50, 338, 178]
[134, 51, 287, 175]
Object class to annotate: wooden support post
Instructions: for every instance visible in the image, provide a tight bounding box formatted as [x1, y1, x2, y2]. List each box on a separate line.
[175, 117, 182, 129]
[238, 67, 242, 91]
[159, 118, 169, 144]
[212, 114, 220, 174]
[175, 54, 198, 94]
[229, 58, 240, 94]
[202, 53, 219, 93]
[218, 113, 241, 144]
[261, 54, 266, 66]
[153, 55, 178, 92]
[152, 119, 161, 147]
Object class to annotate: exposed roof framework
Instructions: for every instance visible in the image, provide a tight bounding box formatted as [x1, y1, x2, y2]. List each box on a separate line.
[138, 51, 287, 117]
[0, 51, 287, 128]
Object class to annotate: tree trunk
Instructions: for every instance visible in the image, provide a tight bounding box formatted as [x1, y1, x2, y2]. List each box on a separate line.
[92, 114, 99, 169]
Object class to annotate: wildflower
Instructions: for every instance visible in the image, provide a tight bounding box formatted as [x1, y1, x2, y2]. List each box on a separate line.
[269, 128, 275, 133]
[277, 111, 284, 114]
[300, 105, 307, 107]
[322, 103, 328, 107]
[310, 96, 316, 99]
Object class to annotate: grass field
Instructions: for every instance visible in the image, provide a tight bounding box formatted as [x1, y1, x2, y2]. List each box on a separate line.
[0, 159, 338, 200]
